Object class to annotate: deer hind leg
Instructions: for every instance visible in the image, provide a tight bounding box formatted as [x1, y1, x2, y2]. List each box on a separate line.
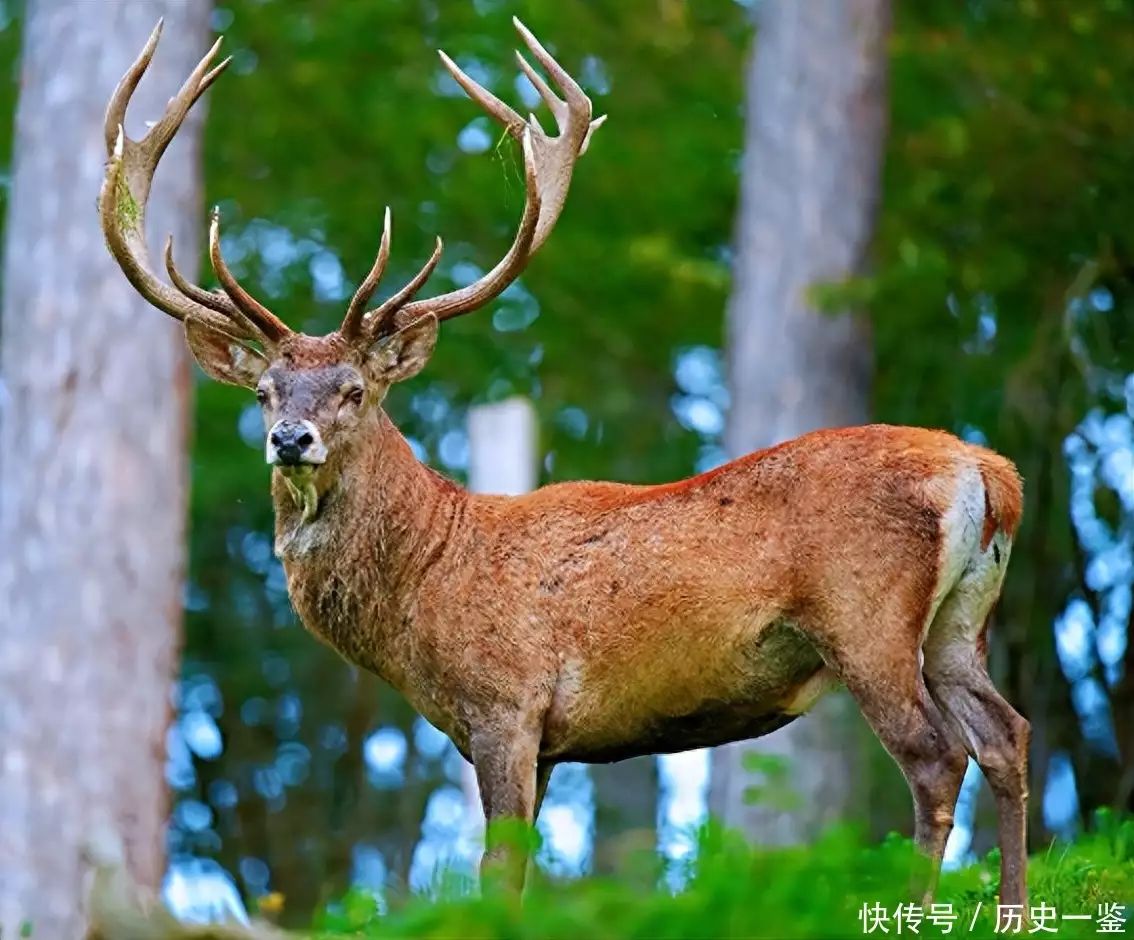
[533, 761, 554, 820]
[819, 625, 968, 903]
[922, 554, 1029, 908]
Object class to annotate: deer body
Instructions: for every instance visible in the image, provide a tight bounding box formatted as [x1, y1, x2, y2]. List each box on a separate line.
[273, 406, 1020, 772]
[101, 19, 1030, 907]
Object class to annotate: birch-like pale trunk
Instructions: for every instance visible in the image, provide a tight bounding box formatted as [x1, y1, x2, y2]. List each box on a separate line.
[0, 2, 211, 935]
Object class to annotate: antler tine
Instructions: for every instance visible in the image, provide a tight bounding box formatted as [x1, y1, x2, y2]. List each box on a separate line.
[103, 19, 163, 155]
[100, 23, 278, 345]
[208, 210, 291, 343]
[395, 131, 540, 327]
[191, 54, 232, 107]
[510, 17, 604, 250]
[512, 19, 589, 123]
[515, 51, 565, 126]
[389, 21, 601, 329]
[145, 36, 228, 170]
[164, 235, 262, 339]
[341, 207, 393, 341]
[365, 236, 445, 341]
[513, 29, 608, 158]
[437, 50, 524, 138]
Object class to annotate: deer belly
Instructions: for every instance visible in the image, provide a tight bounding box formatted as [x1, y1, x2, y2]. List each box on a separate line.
[542, 619, 834, 762]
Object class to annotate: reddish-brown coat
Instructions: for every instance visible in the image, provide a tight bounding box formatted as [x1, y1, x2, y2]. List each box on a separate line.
[262, 389, 1031, 901]
[270, 414, 1011, 753]
[976, 450, 1024, 549]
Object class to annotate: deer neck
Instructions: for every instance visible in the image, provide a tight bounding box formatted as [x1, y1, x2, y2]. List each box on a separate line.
[270, 410, 470, 644]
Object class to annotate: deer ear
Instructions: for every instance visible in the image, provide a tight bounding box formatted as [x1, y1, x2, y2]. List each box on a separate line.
[184, 316, 268, 389]
[366, 314, 438, 384]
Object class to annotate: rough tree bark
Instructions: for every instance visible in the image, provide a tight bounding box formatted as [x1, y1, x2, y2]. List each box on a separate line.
[709, 0, 891, 843]
[0, 1, 210, 935]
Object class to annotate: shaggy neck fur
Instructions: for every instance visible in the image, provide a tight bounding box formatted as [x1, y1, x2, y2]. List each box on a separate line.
[270, 409, 468, 683]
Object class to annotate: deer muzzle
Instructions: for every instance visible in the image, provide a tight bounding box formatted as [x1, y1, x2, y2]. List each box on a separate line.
[267, 419, 327, 469]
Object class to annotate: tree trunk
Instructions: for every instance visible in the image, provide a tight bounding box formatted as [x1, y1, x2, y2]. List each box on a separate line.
[0, 1, 209, 935]
[590, 759, 658, 874]
[709, 0, 891, 843]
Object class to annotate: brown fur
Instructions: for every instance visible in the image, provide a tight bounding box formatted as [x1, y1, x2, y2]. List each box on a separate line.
[226, 332, 1029, 904]
[975, 448, 1024, 550]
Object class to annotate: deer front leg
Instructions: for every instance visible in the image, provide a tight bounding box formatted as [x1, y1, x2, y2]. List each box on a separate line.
[469, 720, 543, 894]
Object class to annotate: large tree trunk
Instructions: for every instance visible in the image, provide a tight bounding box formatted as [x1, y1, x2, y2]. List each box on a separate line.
[0, 2, 209, 935]
[709, 0, 891, 843]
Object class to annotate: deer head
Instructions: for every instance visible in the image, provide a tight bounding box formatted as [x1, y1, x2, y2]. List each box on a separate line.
[101, 18, 603, 518]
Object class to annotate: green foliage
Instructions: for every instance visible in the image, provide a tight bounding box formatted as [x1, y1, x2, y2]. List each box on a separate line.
[879, 1, 1134, 436]
[740, 752, 800, 811]
[0, 0, 22, 245]
[314, 888, 381, 935]
[300, 820, 1134, 940]
[879, 0, 1134, 822]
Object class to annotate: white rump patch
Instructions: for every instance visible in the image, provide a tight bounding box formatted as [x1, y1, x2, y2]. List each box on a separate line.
[920, 465, 984, 645]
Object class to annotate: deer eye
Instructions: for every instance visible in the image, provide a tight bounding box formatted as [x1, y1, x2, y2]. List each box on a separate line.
[255, 387, 269, 405]
[344, 385, 364, 406]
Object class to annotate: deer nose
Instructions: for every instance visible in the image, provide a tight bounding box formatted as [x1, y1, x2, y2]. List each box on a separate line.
[268, 420, 321, 467]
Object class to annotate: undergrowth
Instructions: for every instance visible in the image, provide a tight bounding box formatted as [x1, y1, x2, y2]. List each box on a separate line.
[306, 811, 1134, 939]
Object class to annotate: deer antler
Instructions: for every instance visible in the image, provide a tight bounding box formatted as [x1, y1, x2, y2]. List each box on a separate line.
[105, 20, 599, 352]
[339, 209, 445, 343]
[344, 18, 604, 344]
[100, 20, 290, 347]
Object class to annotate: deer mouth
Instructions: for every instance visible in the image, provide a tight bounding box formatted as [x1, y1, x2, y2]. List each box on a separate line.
[276, 463, 322, 522]
[275, 461, 322, 480]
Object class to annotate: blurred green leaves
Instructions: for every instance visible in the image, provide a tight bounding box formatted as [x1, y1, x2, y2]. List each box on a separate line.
[309, 817, 1134, 939]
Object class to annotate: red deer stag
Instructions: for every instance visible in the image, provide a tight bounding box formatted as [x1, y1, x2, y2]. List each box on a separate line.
[101, 19, 1028, 903]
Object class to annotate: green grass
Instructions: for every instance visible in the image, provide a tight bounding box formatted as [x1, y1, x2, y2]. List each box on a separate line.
[306, 812, 1134, 939]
